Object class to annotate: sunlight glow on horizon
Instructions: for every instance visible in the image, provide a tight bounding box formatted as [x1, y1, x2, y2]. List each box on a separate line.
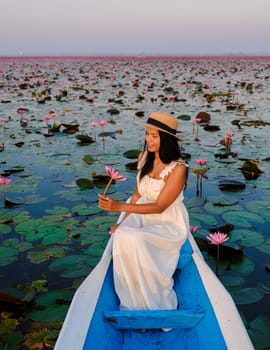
[1, 0, 269, 56]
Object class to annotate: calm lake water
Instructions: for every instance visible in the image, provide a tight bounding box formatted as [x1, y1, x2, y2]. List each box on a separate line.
[0, 55, 270, 349]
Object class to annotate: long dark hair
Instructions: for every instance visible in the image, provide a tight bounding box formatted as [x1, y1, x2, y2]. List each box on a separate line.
[139, 130, 184, 180]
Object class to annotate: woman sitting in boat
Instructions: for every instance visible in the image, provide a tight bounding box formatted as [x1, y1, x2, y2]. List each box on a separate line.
[98, 112, 190, 313]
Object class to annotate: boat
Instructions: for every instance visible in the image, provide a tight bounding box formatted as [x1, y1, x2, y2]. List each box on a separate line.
[54, 214, 254, 350]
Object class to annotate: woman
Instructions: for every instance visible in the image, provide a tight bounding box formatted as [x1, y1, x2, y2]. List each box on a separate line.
[98, 112, 190, 313]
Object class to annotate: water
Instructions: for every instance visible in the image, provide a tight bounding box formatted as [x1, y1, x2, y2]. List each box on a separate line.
[0, 55, 270, 349]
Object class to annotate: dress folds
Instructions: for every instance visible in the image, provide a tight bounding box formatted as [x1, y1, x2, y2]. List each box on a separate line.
[112, 158, 189, 310]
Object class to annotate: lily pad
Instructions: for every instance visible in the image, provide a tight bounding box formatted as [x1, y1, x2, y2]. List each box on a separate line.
[230, 287, 264, 305]
[256, 238, 270, 255]
[0, 247, 18, 266]
[71, 203, 101, 216]
[222, 210, 265, 228]
[229, 229, 265, 247]
[247, 316, 270, 350]
[3, 238, 32, 252]
[75, 178, 94, 189]
[28, 290, 73, 322]
[49, 254, 93, 278]
[0, 223, 11, 234]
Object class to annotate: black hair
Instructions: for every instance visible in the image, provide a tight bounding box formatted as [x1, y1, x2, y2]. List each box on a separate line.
[139, 130, 185, 180]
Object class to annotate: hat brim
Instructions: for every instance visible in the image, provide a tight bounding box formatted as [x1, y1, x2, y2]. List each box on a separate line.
[137, 120, 184, 141]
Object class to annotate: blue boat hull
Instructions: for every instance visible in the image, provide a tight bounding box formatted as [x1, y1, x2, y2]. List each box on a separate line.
[55, 235, 254, 350]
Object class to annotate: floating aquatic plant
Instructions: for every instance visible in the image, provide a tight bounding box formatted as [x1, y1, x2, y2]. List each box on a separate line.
[103, 166, 127, 195]
[0, 176, 11, 207]
[192, 159, 208, 196]
[207, 231, 229, 277]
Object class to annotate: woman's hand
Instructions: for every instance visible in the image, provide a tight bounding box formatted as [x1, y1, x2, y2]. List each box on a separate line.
[98, 194, 120, 212]
[109, 223, 121, 235]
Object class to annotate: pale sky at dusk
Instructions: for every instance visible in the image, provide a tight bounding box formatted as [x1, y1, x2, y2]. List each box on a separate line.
[1, 0, 269, 56]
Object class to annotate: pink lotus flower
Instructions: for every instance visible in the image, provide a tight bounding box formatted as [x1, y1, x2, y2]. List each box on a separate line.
[226, 131, 234, 138]
[103, 166, 127, 195]
[43, 115, 53, 122]
[99, 120, 107, 127]
[207, 231, 229, 245]
[0, 177, 11, 185]
[195, 159, 208, 166]
[207, 231, 229, 277]
[1, 118, 8, 128]
[91, 121, 98, 141]
[0, 177, 11, 206]
[17, 109, 26, 115]
[190, 225, 199, 235]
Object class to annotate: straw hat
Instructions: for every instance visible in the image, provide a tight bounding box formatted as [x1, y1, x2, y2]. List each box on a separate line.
[144, 112, 184, 141]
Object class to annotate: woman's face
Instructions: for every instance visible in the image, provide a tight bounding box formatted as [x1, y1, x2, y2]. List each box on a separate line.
[145, 127, 160, 153]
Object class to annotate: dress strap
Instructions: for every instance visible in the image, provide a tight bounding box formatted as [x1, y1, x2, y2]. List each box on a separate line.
[160, 159, 188, 179]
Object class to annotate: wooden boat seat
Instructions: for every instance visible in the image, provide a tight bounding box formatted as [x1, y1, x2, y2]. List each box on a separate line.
[103, 309, 204, 330]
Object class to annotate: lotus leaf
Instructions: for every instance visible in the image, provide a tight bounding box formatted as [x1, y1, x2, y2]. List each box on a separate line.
[123, 149, 141, 159]
[256, 238, 270, 255]
[3, 238, 32, 252]
[0, 224, 11, 234]
[15, 219, 55, 242]
[1, 330, 23, 349]
[222, 210, 265, 228]
[27, 246, 66, 264]
[189, 211, 218, 226]
[71, 203, 101, 216]
[82, 154, 96, 164]
[257, 281, 270, 295]
[23, 328, 59, 350]
[28, 290, 73, 322]
[24, 194, 47, 205]
[0, 318, 18, 335]
[49, 254, 94, 278]
[76, 178, 94, 189]
[221, 275, 245, 288]
[45, 206, 70, 215]
[0, 247, 18, 266]
[247, 316, 270, 350]
[41, 225, 70, 245]
[229, 229, 265, 247]
[231, 287, 264, 305]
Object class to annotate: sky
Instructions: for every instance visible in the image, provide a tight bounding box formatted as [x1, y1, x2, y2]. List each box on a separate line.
[1, 0, 270, 56]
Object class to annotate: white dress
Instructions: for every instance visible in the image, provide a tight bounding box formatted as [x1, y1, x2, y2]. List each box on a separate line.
[112, 158, 189, 311]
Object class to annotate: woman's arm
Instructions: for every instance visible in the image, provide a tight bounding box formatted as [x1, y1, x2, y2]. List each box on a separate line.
[98, 163, 186, 214]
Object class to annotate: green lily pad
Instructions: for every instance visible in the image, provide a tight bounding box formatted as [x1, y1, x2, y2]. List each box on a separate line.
[82, 154, 96, 164]
[123, 149, 141, 159]
[28, 290, 73, 322]
[247, 316, 270, 350]
[45, 206, 70, 215]
[222, 210, 265, 228]
[229, 229, 265, 247]
[0, 247, 18, 266]
[15, 219, 55, 242]
[0, 318, 18, 335]
[257, 281, 270, 295]
[231, 287, 264, 305]
[256, 238, 270, 254]
[71, 203, 101, 216]
[49, 254, 93, 278]
[76, 178, 94, 189]
[177, 114, 191, 121]
[0, 223, 11, 234]
[3, 238, 32, 252]
[27, 246, 66, 264]
[189, 211, 218, 226]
